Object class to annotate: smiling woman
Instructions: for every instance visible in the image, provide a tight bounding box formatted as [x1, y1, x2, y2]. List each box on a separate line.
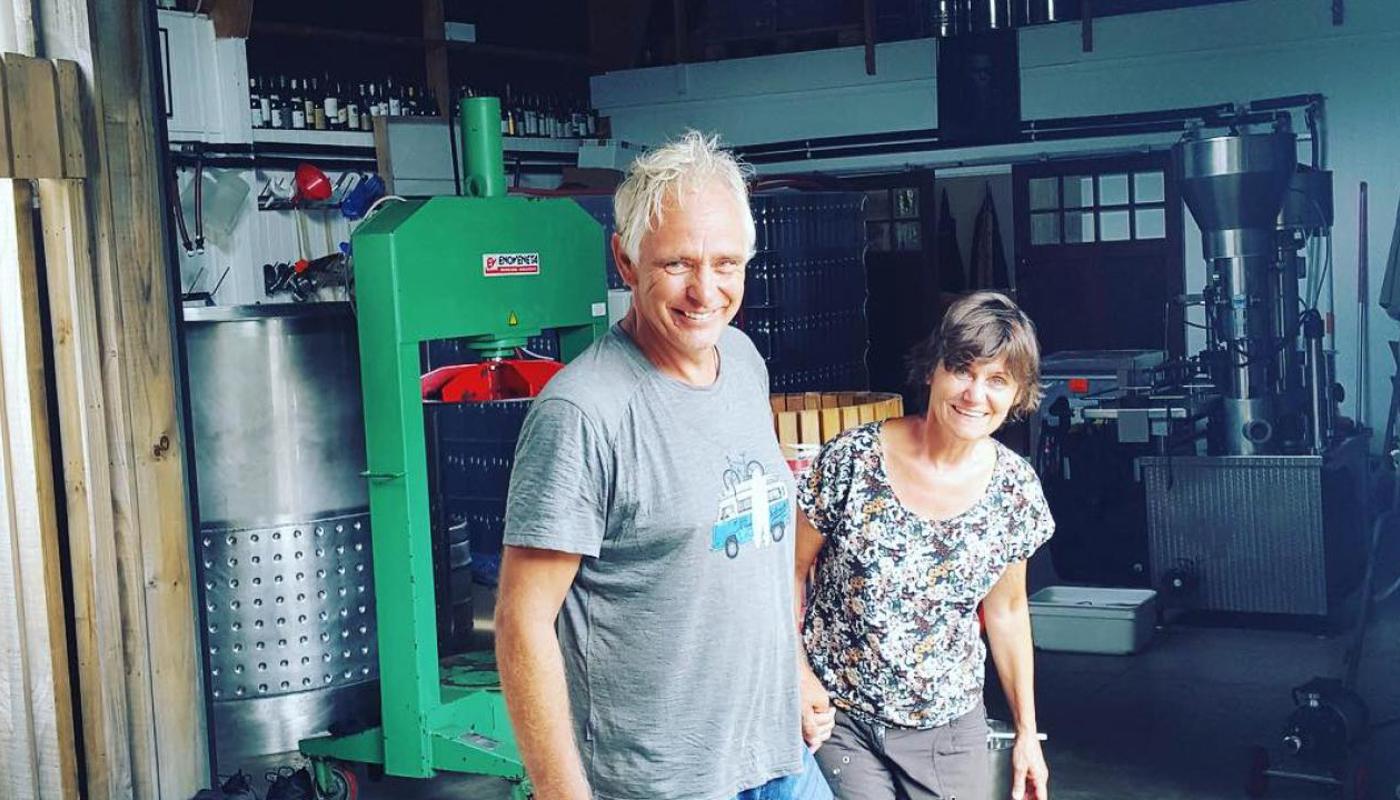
[794, 292, 1057, 800]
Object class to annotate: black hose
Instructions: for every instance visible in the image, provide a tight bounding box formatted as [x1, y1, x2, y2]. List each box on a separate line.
[170, 170, 193, 253]
[193, 148, 205, 252]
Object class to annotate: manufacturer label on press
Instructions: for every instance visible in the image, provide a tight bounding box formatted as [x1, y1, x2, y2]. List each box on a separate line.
[483, 253, 541, 277]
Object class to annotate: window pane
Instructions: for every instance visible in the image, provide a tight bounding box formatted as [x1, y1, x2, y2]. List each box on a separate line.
[1063, 211, 1095, 243]
[1029, 178, 1058, 211]
[1031, 212, 1060, 245]
[1134, 171, 1165, 204]
[895, 221, 922, 251]
[1099, 173, 1130, 206]
[1063, 176, 1094, 208]
[894, 188, 919, 219]
[1135, 207, 1166, 239]
[866, 222, 891, 252]
[864, 189, 891, 220]
[1100, 209, 1131, 241]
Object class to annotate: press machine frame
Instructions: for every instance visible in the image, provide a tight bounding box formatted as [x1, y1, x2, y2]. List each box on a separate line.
[298, 97, 608, 798]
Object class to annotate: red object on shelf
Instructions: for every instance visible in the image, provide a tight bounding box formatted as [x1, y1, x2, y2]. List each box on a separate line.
[294, 162, 332, 202]
[421, 359, 564, 403]
[1067, 377, 1090, 394]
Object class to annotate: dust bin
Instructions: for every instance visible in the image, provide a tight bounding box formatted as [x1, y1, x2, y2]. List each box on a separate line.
[1028, 586, 1158, 654]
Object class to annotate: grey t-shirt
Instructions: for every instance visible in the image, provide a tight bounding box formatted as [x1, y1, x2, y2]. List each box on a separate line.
[503, 324, 801, 800]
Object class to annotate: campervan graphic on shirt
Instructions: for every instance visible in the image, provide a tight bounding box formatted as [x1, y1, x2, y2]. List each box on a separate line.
[711, 460, 790, 559]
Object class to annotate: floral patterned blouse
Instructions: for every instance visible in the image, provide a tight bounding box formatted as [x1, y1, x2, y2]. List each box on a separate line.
[797, 421, 1054, 729]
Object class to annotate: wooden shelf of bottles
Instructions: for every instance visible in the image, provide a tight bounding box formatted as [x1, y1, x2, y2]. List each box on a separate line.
[252, 128, 375, 148]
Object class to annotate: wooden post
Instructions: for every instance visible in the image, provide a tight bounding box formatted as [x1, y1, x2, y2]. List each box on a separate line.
[0, 176, 81, 800]
[423, 0, 450, 117]
[863, 0, 875, 75]
[672, 0, 687, 63]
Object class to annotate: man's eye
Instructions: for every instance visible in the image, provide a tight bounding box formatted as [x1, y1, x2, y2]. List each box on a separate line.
[716, 259, 741, 273]
[663, 261, 688, 274]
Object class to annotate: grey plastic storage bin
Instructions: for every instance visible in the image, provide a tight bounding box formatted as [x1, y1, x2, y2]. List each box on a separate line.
[1028, 586, 1158, 654]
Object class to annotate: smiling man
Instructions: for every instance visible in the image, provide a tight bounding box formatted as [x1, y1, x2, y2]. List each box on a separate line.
[496, 132, 820, 800]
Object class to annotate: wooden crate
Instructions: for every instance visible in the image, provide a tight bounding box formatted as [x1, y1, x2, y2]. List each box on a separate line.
[770, 391, 904, 471]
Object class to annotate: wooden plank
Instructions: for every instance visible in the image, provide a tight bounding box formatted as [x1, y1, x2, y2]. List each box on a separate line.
[802, 392, 822, 411]
[819, 408, 842, 442]
[0, 58, 13, 178]
[209, 0, 255, 38]
[776, 411, 799, 445]
[768, 395, 785, 415]
[0, 55, 62, 179]
[88, 12, 208, 794]
[52, 61, 86, 179]
[0, 178, 42, 800]
[820, 393, 838, 409]
[840, 405, 861, 431]
[0, 178, 81, 800]
[37, 178, 132, 800]
[798, 409, 821, 445]
[858, 403, 876, 424]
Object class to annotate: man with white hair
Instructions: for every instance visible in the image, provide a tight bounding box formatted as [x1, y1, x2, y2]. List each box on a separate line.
[497, 131, 825, 799]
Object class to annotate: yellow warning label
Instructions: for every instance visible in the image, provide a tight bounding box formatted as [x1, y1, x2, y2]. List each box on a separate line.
[507, 311, 519, 327]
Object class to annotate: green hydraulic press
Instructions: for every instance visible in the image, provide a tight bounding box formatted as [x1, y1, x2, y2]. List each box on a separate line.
[298, 97, 608, 799]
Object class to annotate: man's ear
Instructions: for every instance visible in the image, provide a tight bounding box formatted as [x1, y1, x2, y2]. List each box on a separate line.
[611, 233, 638, 290]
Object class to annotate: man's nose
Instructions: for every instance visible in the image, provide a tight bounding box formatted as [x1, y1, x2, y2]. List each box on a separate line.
[688, 264, 720, 305]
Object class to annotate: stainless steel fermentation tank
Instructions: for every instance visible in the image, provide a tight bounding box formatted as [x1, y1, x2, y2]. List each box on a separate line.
[1175, 129, 1334, 455]
[184, 304, 378, 772]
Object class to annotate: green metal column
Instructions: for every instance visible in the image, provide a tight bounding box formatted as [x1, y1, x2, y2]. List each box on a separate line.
[460, 97, 505, 199]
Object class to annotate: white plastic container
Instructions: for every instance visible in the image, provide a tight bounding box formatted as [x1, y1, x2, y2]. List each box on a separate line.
[1028, 586, 1158, 655]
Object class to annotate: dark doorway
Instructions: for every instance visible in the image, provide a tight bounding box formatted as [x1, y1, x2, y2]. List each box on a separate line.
[1012, 153, 1186, 357]
[843, 170, 940, 408]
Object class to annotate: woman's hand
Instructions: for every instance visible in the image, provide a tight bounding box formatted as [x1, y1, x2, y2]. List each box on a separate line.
[799, 668, 835, 751]
[1010, 733, 1049, 800]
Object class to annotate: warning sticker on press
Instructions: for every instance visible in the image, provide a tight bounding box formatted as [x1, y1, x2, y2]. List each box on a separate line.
[483, 253, 541, 277]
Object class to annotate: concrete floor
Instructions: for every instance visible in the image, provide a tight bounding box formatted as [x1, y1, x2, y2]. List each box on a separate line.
[239, 587, 1400, 800]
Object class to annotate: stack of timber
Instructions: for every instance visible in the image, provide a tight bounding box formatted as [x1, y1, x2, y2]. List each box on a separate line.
[1, 35, 203, 800]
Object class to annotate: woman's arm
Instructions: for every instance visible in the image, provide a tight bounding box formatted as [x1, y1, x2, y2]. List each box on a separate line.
[983, 560, 1049, 800]
[795, 510, 835, 750]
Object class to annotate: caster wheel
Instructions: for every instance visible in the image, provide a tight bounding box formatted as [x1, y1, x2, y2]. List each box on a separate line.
[318, 764, 358, 800]
[1246, 746, 1270, 798]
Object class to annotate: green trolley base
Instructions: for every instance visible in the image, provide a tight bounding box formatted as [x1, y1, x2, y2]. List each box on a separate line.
[299, 652, 532, 799]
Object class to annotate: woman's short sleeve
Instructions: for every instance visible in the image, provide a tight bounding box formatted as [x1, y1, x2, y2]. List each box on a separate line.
[796, 430, 859, 538]
[1005, 464, 1055, 563]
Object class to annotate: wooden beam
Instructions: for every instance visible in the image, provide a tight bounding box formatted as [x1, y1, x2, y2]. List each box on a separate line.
[52, 61, 87, 178]
[1081, 0, 1094, 52]
[672, 0, 687, 63]
[209, 0, 254, 38]
[863, 0, 876, 75]
[1, 54, 62, 179]
[37, 177, 133, 800]
[422, 0, 450, 117]
[0, 177, 81, 800]
[0, 58, 12, 177]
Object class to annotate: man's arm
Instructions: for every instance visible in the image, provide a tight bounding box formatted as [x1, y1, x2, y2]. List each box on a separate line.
[496, 545, 590, 799]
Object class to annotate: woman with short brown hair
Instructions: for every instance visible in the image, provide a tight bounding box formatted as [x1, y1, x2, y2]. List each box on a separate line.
[795, 291, 1053, 800]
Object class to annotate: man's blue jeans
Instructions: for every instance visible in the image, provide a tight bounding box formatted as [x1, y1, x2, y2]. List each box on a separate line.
[735, 748, 833, 800]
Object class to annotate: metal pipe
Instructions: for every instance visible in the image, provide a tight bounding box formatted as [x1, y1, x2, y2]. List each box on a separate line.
[1357, 182, 1369, 427]
[460, 96, 506, 199]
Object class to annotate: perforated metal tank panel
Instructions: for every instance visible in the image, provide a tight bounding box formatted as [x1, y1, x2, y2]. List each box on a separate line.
[184, 304, 378, 770]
